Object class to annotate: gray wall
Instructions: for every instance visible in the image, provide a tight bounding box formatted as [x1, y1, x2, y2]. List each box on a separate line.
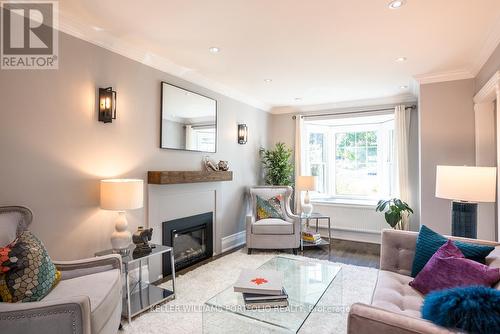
[269, 107, 421, 232]
[419, 79, 476, 234]
[0, 32, 269, 260]
[475, 43, 500, 93]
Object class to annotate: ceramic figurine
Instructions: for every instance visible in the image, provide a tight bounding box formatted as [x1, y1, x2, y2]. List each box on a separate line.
[204, 156, 218, 171]
[218, 160, 229, 171]
[132, 226, 153, 254]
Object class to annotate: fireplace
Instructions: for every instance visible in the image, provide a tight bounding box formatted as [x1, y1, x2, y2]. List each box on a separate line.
[162, 212, 213, 276]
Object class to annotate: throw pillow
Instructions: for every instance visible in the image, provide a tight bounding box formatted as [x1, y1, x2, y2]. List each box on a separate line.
[409, 240, 500, 295]
[256, 195, 285, 220]
[411, 225, 495, 277]
[422, 286, 500, 334]
[0, 231, 61, 302]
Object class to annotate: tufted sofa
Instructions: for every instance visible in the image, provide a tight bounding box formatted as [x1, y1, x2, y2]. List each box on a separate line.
[347, 229, 500, 334]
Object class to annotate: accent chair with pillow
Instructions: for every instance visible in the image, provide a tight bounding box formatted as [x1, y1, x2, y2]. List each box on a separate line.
[347, 228, 500, 334]
[246, 186, 301, 254]
[0, 206, 122, 334]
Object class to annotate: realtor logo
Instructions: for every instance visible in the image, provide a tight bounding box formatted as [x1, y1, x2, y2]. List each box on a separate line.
[1, 0, 58, 69]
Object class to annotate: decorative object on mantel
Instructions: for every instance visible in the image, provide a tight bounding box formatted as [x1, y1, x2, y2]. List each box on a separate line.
[98, 87, 117, 123]
[148, 170, 233, 184]
[260, 142, 294, 186]
[204, 156, 218, 171]
[132, 226, 154, 255]
[218, 160, 229, 171]
[435, 165, 496, 238]
[100, 179, 144, 255]
[297, 176, 318, 216]
[375, 198, 413, 230]
[238, 124, 248, 144]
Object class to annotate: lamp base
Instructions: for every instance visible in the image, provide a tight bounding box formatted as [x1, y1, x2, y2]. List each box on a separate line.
[451, 201, 477, 239]
[302, 203, 313, 216]
[111, 211, 132, 252]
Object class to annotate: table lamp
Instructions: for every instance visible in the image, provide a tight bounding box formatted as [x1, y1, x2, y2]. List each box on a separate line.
[435, 165, 496, 238]
[297, 176, 318, 216]
[100, 179, 144, 254]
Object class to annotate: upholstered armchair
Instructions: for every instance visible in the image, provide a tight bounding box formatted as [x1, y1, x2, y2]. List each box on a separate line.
[0, 206, 122, 334]
[246, 186, 301, 254]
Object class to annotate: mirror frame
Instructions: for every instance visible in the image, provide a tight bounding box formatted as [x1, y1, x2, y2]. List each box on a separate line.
[160, 81, 218, 153]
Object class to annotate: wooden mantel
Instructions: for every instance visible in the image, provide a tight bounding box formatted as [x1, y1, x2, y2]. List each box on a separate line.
[148, 170, 233, 185]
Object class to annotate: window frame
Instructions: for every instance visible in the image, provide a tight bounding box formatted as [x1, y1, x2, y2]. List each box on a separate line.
[303, 114, 395, 203]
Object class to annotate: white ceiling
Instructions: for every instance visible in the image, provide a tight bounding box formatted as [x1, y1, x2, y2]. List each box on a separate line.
[58, 0, 500, 112]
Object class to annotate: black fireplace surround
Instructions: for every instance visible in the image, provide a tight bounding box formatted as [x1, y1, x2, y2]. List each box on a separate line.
[162, 212, 213, 277]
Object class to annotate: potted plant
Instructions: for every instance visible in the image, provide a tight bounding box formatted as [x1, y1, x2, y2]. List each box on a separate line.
[260, 142, 294, 186]
[375, 198, 413, 230]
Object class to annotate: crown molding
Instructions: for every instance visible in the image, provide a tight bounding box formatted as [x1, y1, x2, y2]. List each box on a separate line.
[57, 13, 270, 112]
[473, 71, 500, 103]
[413, 69, 475, 85]
[269, 93, 417, 115]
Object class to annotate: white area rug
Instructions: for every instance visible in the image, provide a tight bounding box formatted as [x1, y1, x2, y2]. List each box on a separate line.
[124, 249, 378, 334]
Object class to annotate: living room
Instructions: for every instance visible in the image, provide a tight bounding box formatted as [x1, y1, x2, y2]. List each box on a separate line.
[1, 1, 500, 333]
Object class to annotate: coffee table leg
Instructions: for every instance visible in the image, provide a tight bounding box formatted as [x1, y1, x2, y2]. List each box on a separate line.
[328, 217, 332, 256]
[170, 251, 176, 297]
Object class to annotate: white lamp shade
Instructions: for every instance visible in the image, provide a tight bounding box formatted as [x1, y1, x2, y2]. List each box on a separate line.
[435, 166, 496, 203]
[297, 176, 318, 191]
[100, 179, 144, 210]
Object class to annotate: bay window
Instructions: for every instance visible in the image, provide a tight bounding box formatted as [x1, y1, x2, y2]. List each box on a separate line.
[303, 113, 395, 203]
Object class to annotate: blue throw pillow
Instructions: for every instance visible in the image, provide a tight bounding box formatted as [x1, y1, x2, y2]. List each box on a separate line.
[422, 286, 500, 334]
[411, 225, 494, 277]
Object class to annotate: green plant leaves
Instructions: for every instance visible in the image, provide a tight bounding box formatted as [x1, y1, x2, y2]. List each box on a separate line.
[261, 142, 294, 186]
[375, 197, 414, 228]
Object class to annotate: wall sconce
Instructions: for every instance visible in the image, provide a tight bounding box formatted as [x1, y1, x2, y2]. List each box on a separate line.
[98, 87, 117, 123]
[238, 124, 248, 144]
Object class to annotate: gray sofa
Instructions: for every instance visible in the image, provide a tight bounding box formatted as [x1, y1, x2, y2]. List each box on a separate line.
[246, 186, 301, 254]
[0, 206, 122, 334]
[348, 229, 500, 334]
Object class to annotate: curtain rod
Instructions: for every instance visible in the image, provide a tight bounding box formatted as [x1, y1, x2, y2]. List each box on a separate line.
[291, 104, 417, 120]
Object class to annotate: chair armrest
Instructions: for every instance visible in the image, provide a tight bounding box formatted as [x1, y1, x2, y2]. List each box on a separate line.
[380, 229, 417, 276]
[54, 254, 122, 280]
[348, 303, 453, 334]
[0, 296, 92, 334]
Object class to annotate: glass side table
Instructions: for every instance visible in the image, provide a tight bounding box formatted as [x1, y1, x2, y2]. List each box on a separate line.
[299, 212, 332, 255]
[95, 244, 176, 323]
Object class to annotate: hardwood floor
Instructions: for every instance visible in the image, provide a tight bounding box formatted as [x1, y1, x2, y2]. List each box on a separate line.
[169, 238, 380, 280]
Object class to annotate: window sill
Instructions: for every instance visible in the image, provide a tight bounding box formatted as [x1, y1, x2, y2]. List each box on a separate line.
[311, 198, 378, 209]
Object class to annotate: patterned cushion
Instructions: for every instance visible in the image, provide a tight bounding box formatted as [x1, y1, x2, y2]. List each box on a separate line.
[411, 225, 495, 277]
[256, 195, 284, 221]
[0, 231, 61, 302]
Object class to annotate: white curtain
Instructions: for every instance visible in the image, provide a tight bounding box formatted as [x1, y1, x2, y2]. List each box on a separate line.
[294, 115, 304, 213]
[394, 105, 411, 230]
[185, 125, 194, 150]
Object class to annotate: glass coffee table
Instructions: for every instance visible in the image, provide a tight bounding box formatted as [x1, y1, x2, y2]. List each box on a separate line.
[203, 256, 342, 333]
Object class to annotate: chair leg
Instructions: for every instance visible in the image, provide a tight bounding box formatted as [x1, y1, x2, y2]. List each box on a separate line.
[119, 322, 124, 331]
[292, 248, 298, 255]
[247, 248, 252, 255]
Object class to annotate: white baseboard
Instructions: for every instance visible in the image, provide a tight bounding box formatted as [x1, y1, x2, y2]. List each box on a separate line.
[221, 230, 246, 253]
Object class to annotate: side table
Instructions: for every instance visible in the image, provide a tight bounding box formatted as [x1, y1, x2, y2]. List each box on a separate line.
[95, 243, 176, 323]
[299, 212, 332, 255]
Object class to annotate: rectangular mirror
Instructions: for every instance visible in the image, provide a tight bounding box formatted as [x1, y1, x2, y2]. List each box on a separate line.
[161, 82, 217, 152]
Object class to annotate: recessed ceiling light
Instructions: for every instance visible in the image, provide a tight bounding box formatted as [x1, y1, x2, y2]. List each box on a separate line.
[388, 0, 405, 9]
[264, 79, 272, 83]
[400, 85, 408, 89]
[209, 47, 220, 54]
[396, 57, 407, 62]
[295, 97, 302, 102]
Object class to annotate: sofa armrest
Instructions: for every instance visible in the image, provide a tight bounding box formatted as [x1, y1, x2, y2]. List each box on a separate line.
[348, 303, 453, 334]
[54, 254, 122, 280]
[380, 229, 417, 276]
[0, 296, 92, 334]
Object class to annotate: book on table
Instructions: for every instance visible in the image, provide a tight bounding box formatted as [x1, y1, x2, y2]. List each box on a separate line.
[243, 288, 288, 301]
[233, 269, 284, 295]
[244, 298, 289, 310]
[302, 230, 321, 242]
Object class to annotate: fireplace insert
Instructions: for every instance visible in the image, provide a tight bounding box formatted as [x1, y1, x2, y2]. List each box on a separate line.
[162, 212, 213, 276]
